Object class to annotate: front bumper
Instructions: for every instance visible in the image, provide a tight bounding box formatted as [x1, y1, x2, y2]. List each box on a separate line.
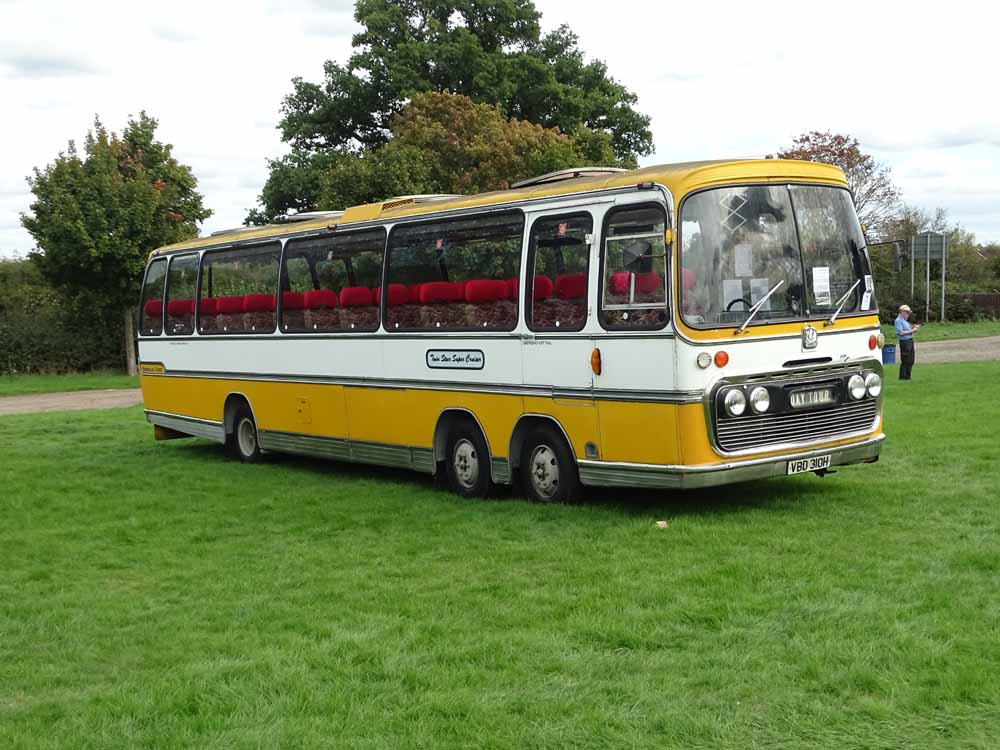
[578, 434, 884, 490]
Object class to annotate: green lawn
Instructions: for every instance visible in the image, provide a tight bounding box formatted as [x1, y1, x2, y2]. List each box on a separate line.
[881, 318, 1000, 343]
[0, 371, 138, 398]
[2, 363, 998, 748]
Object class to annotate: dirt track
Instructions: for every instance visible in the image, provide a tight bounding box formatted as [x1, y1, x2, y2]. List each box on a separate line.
[910, 335, 1000, 364]
[0, 388, 142, 416]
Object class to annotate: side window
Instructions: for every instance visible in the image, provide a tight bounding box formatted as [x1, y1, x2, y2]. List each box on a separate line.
[385, 212, 522, 331]
[164, 254, 199, 336]
[139, 258, 167, 336]
[601, 205, 669, 330]
[527, 214, 591, 332]
[199, 243, 280, 334]
[280, 228, 385, 333]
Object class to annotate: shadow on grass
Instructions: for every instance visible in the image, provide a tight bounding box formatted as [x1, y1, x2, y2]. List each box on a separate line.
[169, 438, 814, 518]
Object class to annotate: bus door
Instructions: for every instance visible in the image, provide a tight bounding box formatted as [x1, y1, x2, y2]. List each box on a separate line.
[520, 207, 601, 459]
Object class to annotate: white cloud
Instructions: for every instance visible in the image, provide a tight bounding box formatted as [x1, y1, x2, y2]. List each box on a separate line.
[2, 0, 998, 257]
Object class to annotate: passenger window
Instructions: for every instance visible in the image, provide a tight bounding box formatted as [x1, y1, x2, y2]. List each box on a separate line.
[164, 254, 199, 336]
[601, 205, 669, 330]
[139, 258, 167, 336]
[199, 243, 280, 334]
[385, 212, 523, 331]
[527, 214, 591, 332]
[280, 229, 385, 333]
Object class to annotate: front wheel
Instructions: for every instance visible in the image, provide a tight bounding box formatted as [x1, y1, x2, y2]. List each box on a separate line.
[227, 404, 263, 463]
[520, 424, 580, 503]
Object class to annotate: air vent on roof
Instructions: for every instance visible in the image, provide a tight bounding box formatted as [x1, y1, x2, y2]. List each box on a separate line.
[278, 210, 345, 223]
[510, 167, 627, 189]
[379, 194, 462, 211]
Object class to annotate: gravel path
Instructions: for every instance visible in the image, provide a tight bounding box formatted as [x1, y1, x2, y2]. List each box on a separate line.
[908, 335, 1000, 364]
[0, 388, 143, 416]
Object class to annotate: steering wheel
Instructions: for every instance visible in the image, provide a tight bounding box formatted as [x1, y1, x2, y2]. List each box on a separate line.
[726, 297, 752, 311]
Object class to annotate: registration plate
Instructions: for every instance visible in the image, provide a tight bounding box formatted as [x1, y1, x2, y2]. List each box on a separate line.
[787, 454, 832, 475]
[790, 387, 834, 409]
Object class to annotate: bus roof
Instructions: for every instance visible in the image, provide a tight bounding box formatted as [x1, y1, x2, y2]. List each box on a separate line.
[150, 158, 847, 257]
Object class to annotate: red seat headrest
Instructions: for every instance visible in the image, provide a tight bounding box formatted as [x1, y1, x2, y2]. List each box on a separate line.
[304, 289, 338, 309]
[465, 279, 506, 304]
[682, 267, 696, 291]
[636, 272, 661, 294]
[198, 297, 218, 315]
[167, 298, 194, 316]
[339, 286, 374, 307]
[243, 294, 276, 313]
[375, 283, 409, 306]
[282, 291, 306, 310]
[533, 275, 554, 301]
[217, 296, 244, 314]
[611, 271, 631, 296]
[555, 273, 587, 300]
[504, 277, 518, 300]
[419, 281, 463, 304]
[144, 299, 163, 316]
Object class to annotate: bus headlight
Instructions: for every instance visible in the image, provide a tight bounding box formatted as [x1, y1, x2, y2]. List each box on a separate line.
[749, 386, 770, 413]
[865, 372, 882, 398]
[724, 389, 747, 417]
[848, 374, 866, 400]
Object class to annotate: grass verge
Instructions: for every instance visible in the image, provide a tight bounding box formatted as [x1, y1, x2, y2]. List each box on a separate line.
[1, 362, 998, 748]
[881, 318, 1000, 343]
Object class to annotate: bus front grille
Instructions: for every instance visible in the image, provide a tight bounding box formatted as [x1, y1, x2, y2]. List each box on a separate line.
[716, 400, 879, 453]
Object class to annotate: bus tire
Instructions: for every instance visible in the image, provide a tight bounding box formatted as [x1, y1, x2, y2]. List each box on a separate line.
[521, 424, 580, 503]
[229, 404, 263, 463]
[444, 419, 494, 499]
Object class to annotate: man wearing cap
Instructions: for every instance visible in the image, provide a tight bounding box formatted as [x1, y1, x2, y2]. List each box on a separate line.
[894, 304, 920, 380]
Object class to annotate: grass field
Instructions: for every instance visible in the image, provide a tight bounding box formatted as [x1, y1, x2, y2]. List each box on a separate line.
[2, 363, 998, 748]
[881, 318, 1000, 343]
[0, 371, 138, 398]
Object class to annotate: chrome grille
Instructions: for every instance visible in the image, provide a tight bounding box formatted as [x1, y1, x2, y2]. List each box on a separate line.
[716, 399, 879, 452]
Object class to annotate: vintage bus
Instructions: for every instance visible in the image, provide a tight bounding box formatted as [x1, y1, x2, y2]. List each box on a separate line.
[137, 159, 885, 501]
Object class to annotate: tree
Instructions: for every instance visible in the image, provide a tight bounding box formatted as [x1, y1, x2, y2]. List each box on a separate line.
[772, 131, 900, 236]
[21, 113, 211, 374]
[318, 92, 608, 210]
[251, 0, 651, 222]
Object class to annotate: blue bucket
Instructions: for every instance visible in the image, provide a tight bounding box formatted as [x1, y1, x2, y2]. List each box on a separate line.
[882, 343, 896, 365]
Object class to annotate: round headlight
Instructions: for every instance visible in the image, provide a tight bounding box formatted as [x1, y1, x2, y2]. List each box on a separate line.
[865, 372, 882, 398]
[696, 352, 712, 369]
[848, 374, 866, 400]
[724, 389, 747, 417]
[876, 332, 886, 348]
[749, 386, 770, 413]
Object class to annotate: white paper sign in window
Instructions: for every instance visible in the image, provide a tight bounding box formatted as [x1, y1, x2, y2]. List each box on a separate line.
[812, 266, 831, 306]
[750, 278, 772, 311]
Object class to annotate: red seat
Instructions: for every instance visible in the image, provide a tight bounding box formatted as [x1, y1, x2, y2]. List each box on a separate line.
[216, 296, 244, 314]
[282, 291, 306, 310]
[339, 287, 373, 307]
[419, 282, 463, 304]
[555, 273, 587, 299]
[167, 298, 194, 316]
[199, 297, 218, 315]
[243, 294, 276, 312]
[465, 279, 506, 303]
[375, 283, 409, 306]
[144, 299, 163, 316]
[243, 294, 276, 332]
[533, 275, 554, 301]
[304, 289, 338, 309]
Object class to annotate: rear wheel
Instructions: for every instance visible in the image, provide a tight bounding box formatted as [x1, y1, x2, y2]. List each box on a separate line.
[227, 404, 262, 463]
[444, 419, 494, 498]
[521, 424, 580, 503]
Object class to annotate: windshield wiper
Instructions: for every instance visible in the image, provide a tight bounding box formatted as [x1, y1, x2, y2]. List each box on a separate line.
[735, 280, 784, 335]
[824, 279, 861, 327]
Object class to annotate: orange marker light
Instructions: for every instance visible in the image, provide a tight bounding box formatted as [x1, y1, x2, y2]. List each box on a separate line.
[714, 350, 729, 367]
[868, 335, 878, 350]
[591, 348, 602, 375]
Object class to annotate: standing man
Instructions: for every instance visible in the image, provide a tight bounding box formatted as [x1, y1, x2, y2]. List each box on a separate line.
[894, 304, 921, 380]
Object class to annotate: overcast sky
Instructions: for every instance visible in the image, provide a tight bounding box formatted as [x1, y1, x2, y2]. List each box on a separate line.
[1, 0, 996, 257]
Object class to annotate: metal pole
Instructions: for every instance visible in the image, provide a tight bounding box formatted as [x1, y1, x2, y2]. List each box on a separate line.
[910, 236, 915, 302]
[926, 239, 931, 321]
[941, 234, 946, 322]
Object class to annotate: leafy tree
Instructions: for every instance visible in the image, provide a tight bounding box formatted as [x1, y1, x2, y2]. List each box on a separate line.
[319, 92, 606, 209]
[252, 0, 651, 222]
[772, 131, 900, 236]
[21, 113, 211, 374]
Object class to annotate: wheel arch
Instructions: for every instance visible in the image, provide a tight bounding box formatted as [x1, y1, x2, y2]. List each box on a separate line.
[432, 408, 495, 476]
[223, 392, 258, 436]
[508, 414, 576, 471]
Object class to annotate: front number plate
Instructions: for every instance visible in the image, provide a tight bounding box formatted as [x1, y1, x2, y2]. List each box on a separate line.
[787, 454, 832, 475]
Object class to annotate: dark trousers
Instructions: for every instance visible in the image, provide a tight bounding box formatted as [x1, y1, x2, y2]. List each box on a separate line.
[899, 339, 915, 379]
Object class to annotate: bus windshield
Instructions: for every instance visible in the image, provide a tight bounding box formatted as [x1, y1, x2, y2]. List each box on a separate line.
[680, 184, 871, 328]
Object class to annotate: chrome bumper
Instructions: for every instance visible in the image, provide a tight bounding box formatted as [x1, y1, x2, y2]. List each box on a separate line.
[578, 434, 884, 490]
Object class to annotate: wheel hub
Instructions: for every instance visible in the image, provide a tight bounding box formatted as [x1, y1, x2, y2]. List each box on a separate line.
[237, 417, 257, 456]
[529, 444, 559, 500]
[453, 439, 480, 489]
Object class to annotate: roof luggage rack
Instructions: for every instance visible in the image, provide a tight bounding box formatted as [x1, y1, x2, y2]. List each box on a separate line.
[510, 167, 627, 189]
